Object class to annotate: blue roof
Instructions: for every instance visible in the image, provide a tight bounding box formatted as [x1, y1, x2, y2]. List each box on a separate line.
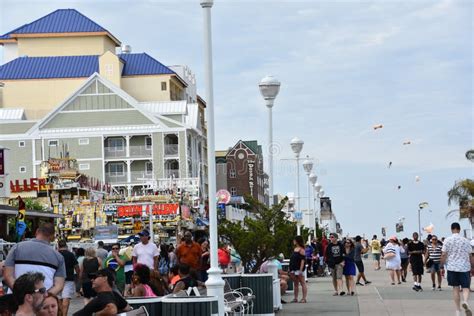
[0, 9, 116, 41]
[0, 53, 175, 80]
[118, 53, 174, 76]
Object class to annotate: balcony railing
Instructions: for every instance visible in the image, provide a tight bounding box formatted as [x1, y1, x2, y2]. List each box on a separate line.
[104, 146, 152, 159]
[105, 173, 127, 183]
[131, 171, 154, 182]
[164, 169, 180, 178]
[164, 144, 179, 157]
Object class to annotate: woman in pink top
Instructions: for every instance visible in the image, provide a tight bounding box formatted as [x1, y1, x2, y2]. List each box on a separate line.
[127, 264, 160, 297]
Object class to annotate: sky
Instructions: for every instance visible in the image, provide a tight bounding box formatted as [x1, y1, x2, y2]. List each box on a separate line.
[0, 0, 472, 239]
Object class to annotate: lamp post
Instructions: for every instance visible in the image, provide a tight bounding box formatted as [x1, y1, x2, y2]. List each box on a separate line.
[314, 183, 322, 226]
[290, 137, 304, 235]
[259, 76, 280, 207]
[302, 157, 314, 237]
[200, 1, 225, 315]
[309, 173, 317, 238]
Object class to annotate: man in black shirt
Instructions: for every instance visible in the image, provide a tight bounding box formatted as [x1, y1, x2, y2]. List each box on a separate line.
[73, 269, 131, 316]
[325, 233, 345, 295]
[58, 239, 80, 316]
[408, 232, 425, 291]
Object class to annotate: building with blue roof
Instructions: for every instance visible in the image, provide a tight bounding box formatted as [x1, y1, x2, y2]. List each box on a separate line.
[0, 9, 210, 209]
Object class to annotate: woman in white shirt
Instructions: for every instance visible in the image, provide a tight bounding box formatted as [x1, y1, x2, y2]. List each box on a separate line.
[384, 236, 402, 285]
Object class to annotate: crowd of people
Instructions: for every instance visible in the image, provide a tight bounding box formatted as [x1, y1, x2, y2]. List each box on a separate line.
[0, 221, 473, 316]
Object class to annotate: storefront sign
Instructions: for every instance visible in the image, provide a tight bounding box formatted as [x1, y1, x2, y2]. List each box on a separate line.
[116, 203, 179, 217]
[10, 178, 51, 193]
[248, 160, 254, 193]
[0, 149, 4, 175]
[94, 225, 118, 241]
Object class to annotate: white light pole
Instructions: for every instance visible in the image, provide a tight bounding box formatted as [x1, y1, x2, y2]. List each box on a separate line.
[302, 157, 314, 239]
[200, 1, 224, 314]
[314, 182, 322, 225]
[290, 137, 304, 235]
[259, 76, 280, 207]
[309, 173, 317, 238]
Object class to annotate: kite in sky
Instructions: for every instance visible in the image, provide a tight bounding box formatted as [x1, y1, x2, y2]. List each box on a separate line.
[397, 185, 402, 190]
[373, 124, 383, 130]
[403, 140, 412, 145]
[388, 161, 392, 168]
[415, 175, 420, 182]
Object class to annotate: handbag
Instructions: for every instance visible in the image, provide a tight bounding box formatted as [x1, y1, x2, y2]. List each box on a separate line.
[426, 259, 433, 268]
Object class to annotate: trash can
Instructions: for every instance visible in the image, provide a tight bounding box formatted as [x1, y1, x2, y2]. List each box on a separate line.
[241, 274, 274, 315]
[161, 295, 218, 316]
[222, 273, 242, 290]
[126, 297, 163, 315]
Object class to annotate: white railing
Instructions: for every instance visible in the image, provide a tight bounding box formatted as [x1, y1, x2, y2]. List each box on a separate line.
[105, 173, 127, 183]
[104, 146, 151, 158]
[130, 146, 152, 157]
[164, 169, 180, 178]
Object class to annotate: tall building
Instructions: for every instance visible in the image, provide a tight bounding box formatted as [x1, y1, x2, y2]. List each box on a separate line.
[0, 9, 208, 201]
[216, 140, 268, 205]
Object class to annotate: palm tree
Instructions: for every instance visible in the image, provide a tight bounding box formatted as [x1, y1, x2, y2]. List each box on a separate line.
[446, 179, 474, 229]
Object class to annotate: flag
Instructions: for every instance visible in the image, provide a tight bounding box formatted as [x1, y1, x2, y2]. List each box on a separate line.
[16, 196, 27, 241]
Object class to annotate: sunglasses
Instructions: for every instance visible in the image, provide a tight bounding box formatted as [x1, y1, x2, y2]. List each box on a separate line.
[33, 287, 47, 294]
[112, 248, 119, 250]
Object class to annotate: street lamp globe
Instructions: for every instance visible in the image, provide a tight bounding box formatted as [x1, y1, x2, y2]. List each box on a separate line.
[319, 190, 325, 198]
[309, 173, 317, 185]
[314, 183, 322, 192]
[259, 75, 281, 108]
[302, 156, 313, 174]
[290, 137, 304, 156]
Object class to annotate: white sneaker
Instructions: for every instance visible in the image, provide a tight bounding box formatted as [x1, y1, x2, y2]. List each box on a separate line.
[462, 301, 472, 316]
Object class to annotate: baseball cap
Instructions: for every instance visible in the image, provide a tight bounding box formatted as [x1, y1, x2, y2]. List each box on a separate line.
[88, 268, 115, 286]
[389, 236, 398, 241]
[138, 229, 150, 237]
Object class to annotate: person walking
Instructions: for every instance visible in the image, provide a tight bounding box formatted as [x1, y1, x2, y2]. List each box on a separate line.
[370, 235, 382, 270]
[103, 243, 126, 294]
[400, 238, 409, 282]
[80, 247, 101, 304]
[343, 239, 356, 296]
[57, 239, 79, 316]
[408, 232, 425, 291]
[176, 231, 202, 272]
[326, 233, 345, 296]
[441, 222, 472, 316]
[12, 272, 48, 316]
[289, 235, 307, 303]
[95, 241, 108, 262]
[198, 239, 210, 282]
[3, 222, 66, 296]
[132, 230, 160, 271]
[384, 236, 402, 285]
[354, 235, 371, 286]
[425, 235, 443, 291]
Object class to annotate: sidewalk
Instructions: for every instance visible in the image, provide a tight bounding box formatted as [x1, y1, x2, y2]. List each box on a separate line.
[279, 258, 471, 316]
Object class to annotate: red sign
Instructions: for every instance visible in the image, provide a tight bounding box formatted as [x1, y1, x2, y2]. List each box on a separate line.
[10, 178, 51, 193]
[117, 203, 179, 217]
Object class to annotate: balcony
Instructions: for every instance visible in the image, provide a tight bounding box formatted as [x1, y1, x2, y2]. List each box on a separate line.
[164, 144, 179, 157]
[164, 169, 180, 178]
[105, 173, 127, 184]
[131, 171, 154, 183]
[104, 146, 152, 159]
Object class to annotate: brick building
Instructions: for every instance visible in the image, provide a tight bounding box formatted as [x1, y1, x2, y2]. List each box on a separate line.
[216, 140, 268, 205]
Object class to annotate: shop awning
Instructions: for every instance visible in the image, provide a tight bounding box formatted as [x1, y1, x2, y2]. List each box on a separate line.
[0, 205, 63, 218]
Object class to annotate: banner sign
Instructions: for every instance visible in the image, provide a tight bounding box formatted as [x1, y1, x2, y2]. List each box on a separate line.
[94, 225, 118, 241]
[0, 149, 4, 175]
[117, 203, 179, 217]
[10, 178, 51, 193]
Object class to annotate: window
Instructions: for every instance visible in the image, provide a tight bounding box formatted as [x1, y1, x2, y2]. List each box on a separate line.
[145, 162, 153, 175]
[107, 138, 124, 151]
[79, 163, 90, 170]
[19, 166, 26, 173]
[145, 137, 152, 150]
[108, 162, 124, 176]
[161, 82, 167, 91]
[18, 141, 25, 147]
[79, 138, 89, 145]
[48, 140, 58, 147]
[230, 187, 237, 196]
[229, 169, 236, 178]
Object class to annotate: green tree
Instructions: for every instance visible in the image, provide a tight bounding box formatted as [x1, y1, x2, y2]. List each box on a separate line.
[218, 196, 296, 273]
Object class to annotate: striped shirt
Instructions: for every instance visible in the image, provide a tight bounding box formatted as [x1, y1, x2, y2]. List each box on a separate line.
[4, 238, 66, 291]
[427, 244, 442, 263]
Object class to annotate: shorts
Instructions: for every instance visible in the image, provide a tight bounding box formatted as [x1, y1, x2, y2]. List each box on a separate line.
[373, 253, 381, 261]
[59, 281, 75, 299]
[290, 270, 304, 276]
[355, 260, 364, 273]
[411, 260, 424, 276]
[447, 271, 471, 289]
[330, 263, 344, 280]
[430, 262, 442, 273]
[401, 258, 409, 268]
